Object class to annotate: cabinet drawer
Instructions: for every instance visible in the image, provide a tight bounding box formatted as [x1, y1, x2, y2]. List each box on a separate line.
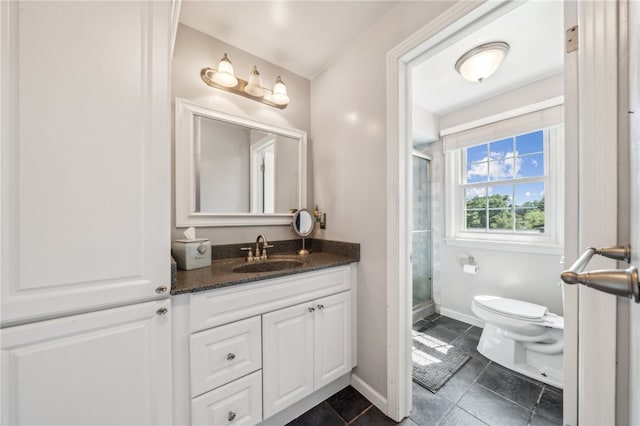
[190, 265, 352, 332]
[190, 316, 261, 397]
[191, 370, 262, 426]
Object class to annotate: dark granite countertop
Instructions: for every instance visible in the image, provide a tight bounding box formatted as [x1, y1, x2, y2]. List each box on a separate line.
[171, 239, 359, 295]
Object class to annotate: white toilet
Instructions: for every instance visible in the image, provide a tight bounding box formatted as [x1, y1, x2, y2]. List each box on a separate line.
[471, 295, 564, 389]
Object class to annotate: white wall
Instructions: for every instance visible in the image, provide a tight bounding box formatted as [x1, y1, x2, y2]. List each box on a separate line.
[412, 104, 440, 145]
[172, 24, 311, 244]
[439, 73, 564, 130]
[311, 0, 454, 401]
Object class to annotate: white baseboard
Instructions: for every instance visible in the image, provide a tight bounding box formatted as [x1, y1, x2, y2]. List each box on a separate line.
[439, 307, 484, 328]
[350, 373, 388, 414]
[412, 302, 435, 323]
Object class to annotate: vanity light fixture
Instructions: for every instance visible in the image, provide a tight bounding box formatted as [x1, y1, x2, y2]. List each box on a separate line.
[201, 53, 289, 109]
[455, 41, 510, 83]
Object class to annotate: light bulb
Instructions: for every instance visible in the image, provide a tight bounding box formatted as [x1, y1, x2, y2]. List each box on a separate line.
[271, 76, 290, 105]
[244, 65, 265, 97]
[212, 53, 238, 88]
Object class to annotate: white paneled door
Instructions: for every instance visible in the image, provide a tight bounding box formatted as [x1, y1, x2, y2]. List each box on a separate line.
[313, 291, 352, 388]
[262, 301, 315, 419]
[0, 0, 172, 326]
[0, 300, 173, 426]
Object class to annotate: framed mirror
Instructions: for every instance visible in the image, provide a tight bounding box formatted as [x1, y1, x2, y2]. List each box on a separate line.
[175, 98, 307, 226]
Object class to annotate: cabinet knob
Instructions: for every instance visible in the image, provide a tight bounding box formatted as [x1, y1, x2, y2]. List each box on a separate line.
[227, 353, 236, 361]
[308, 307, 315, 313]
[156, 308, 168, 316]
[317, 304, 324, 310]
[155, 286, 168, 294]
[228, 411, 237, 421]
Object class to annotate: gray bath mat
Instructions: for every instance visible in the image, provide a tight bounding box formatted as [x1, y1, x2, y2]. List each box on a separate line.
[412, 330, 471, 393]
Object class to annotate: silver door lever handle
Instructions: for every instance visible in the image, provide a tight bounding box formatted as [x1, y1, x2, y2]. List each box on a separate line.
[561, 267, 639, 303]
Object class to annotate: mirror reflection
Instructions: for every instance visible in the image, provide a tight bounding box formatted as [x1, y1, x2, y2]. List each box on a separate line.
[194, 115, 300, 214]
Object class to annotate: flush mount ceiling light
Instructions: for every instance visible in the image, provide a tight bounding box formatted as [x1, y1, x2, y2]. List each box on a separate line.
[201, 53, 289, 109]
[455, 42, 510, 83]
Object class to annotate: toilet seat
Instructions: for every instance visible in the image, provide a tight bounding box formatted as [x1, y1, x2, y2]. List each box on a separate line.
[473, 295, 564, 329]
[474, 295, 547, 320]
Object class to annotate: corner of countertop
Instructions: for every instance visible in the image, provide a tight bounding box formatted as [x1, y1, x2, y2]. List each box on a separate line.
[171, 256, 177, 289]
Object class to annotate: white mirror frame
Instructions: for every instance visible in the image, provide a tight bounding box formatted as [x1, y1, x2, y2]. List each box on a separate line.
[175, 98, 307, 226]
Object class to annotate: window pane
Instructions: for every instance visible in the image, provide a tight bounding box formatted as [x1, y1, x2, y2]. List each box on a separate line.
[467, 144, 488, 164]
[514, 182, 545, 207]
[487, 185, 513, 208]
[516, 130, 543, 155]
[489, 158, 514, 181]
[489, 138, 514, 159]
[465, 187, 486, 209]
[517, 153, 544, 178]
[488, 209, 513, 230]
[467, 162, 488, 183]
[516, 208, 545, 232]
[465, 210, 486, 230]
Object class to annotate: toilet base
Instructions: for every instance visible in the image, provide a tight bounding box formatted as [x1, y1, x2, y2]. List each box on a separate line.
[477, 323, 563, 389]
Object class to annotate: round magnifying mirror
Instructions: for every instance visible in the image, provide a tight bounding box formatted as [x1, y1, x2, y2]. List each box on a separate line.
[293, 209, 314, 236]
[292, 209, 314, 255]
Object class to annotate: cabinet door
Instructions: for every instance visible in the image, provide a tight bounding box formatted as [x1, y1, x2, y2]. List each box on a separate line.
[0, 300, 172, 426]
[0, 0, 172, 325]
[262, 302, 314, 419]
[314, 291, 352, 388]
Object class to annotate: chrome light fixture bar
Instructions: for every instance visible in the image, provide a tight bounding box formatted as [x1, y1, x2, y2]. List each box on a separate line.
[455, 41, 510, 83]
[201, 53, 289, 109]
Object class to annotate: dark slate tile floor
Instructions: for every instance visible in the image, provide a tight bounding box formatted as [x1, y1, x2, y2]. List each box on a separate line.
[286, 313, 563, 426]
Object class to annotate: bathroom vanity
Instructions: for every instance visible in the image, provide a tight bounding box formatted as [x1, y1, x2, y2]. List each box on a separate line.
[171, 243, 359, 426]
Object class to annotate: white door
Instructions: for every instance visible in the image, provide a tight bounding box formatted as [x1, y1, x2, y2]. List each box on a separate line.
[314, 291, 352, 388]
[565, 2, 640, 424]
[262, 301, 314, 419]
[0, 299, 173, 426]
[629, 2, 640, 423]
[0, 0, 172, 325]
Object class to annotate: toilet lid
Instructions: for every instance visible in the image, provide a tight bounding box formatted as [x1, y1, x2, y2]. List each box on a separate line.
[474, 295, 548, 320]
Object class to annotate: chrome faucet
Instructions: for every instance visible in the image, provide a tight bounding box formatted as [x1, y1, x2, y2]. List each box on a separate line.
[255, 234, 273, 261]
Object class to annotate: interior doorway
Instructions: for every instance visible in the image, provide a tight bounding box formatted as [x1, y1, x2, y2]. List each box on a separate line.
[385, 1, 577, 423]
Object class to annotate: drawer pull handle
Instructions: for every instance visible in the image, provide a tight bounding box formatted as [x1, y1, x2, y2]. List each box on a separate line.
[308, 307, 315, 313]
[228, 411, 237, 421]
[317, 304, 324, 310]
[156, 308, 168, 316]
[227, 353, 236, 361]
[155, 286, 168, 294]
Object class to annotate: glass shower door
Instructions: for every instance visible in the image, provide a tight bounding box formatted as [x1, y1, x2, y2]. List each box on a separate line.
[412, 152, 433, 316]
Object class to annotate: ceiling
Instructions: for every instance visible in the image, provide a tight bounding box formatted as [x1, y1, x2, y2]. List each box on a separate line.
[179, 1, 399, 79]
[411, 1, 564, 115]
[179, 1, 564, 115]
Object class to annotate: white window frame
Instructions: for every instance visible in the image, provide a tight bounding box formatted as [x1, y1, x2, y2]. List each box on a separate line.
[444, 109, 564, 255]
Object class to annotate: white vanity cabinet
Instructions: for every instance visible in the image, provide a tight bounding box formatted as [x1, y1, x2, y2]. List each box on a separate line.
[262, 291, 351, 419]
[173, 264, 357, 426]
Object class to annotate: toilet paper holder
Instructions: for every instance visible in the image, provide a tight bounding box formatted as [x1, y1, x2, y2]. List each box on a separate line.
[462, 256, 478, 274]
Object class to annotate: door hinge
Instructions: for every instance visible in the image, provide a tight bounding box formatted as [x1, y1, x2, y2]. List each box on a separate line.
[566, 25, 578, 53]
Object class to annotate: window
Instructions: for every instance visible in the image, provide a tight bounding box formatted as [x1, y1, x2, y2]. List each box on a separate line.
[444, 105, 564, 251]
[464, 130, 546, 233]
